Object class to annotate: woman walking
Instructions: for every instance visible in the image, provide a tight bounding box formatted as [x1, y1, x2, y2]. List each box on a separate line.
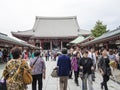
[2, 47, 31, 90]
[98, 49, 112, 90]
[30, 50, 46, 90]
[71, 52, 80, 86]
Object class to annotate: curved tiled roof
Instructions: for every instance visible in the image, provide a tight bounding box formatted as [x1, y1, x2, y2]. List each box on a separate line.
[82, 28, 120, 46]
[79, 29, 91, 35]
[0, 32, 38, 48]
[12, 16, 81, 39]
[70, 35, 85, 44]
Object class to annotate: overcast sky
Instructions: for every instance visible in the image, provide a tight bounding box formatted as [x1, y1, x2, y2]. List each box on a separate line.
[0, 0, 120, 38]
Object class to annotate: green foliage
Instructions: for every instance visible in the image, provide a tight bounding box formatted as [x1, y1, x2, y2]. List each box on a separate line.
[91, 20, 107, 37]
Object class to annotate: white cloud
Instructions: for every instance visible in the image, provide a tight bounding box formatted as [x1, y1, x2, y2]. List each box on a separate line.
[0, 0, 120, 37]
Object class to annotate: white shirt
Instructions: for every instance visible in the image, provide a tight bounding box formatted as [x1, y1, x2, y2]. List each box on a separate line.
[88, 52, 97, 65]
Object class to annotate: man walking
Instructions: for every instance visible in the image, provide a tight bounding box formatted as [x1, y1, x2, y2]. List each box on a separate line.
[57, 48, 71, 90]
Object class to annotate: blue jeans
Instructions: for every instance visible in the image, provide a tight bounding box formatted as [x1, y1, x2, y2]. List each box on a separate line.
[82, 74, 94, 90]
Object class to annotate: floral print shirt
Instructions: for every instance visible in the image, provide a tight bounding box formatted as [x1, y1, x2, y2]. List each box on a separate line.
[3, 59, 31, 90]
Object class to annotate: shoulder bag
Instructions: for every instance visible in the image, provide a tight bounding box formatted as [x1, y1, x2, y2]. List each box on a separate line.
[22, 56, 39, 84]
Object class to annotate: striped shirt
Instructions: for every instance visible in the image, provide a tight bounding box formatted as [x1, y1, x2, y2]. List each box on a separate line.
[30, 57, 46, 75]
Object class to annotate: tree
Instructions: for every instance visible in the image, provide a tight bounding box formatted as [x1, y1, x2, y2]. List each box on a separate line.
[91, 20, 107, 37]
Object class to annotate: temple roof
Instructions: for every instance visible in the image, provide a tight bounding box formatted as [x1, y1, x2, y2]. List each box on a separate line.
[79, 29, 91, 35]
[81, 27, 120, 46]
[0, 32, 22, 45]
[69, 35, 85, 44]
[0, 32, 38, 48]
[12, 16, 90, 40]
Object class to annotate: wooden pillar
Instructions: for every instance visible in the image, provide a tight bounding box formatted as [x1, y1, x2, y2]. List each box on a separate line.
[106, 43, 109, 50]
[39, 40, 42, 49]
[40, 41, 41, 47]
[33, 39, 35, 46]
[61, 41, 63, 50]
[50, 41, 52, 51]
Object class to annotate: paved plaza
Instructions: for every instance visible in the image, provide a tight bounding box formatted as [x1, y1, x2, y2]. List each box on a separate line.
[0, 59, 120, 90]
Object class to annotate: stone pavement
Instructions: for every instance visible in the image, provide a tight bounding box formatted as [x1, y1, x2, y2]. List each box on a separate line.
[0, 59, 120, 90]
[110, 69, 120, 84]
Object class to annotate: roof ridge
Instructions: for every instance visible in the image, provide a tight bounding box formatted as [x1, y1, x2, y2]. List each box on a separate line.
[36, 16, 77, 20]
[107, 27, 120, 33]
[0, 32, 8, 36]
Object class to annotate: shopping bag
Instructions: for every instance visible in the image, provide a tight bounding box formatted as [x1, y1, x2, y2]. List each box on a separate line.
[51, 67, 58, 78]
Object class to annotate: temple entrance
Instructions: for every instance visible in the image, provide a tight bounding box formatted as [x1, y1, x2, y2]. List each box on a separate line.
[52, 40, 60, 50]
[43, 42, 50, 50]
[63, 42, 68, 48]
[35, 43, 40, 47]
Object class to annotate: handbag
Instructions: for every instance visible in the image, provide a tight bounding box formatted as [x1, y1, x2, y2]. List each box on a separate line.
[23, 68, 33, 84]
[22, 60, 33, 85]
[51, 67, 58, 78]
[0, 77, 7, 90]
[22, 56, 39, 84]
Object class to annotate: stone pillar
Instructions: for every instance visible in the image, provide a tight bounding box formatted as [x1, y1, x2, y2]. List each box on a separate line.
[61, 41, 63, 50]
[50, 41, 52, 51]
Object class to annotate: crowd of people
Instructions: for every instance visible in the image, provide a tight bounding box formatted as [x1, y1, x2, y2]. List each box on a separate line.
[0, 46, 120, 90]
[57, 47, 120, 90]
[2, 47, 46, 90]
[0, 48, 10, 63]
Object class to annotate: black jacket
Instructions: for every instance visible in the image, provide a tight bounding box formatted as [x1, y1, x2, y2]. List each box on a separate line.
[79, 57, 93, 75]
[98, 56, 111, 75]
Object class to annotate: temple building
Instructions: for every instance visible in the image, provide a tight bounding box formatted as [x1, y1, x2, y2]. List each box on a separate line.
[12, 16, 90, 50]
